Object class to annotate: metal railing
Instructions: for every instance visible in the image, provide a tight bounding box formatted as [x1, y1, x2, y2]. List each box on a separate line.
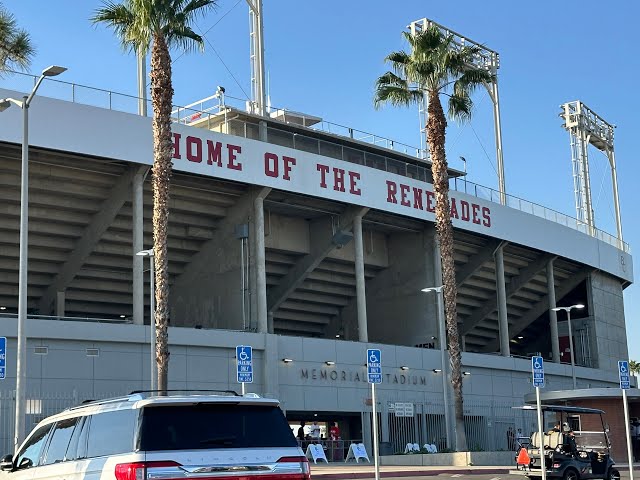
[2, 72, 629, 253]
[0, 313, 132, 324]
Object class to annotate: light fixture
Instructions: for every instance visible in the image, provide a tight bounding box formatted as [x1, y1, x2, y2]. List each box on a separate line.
[282, 358, 293, 363]
[0, 100, 10, 113]
[42, 65, 67, 77]
[120, 315, 126, 318]
[325, 361, 335, 366]
[430, 336, 437, 340]
[463, 371, 472, 376]
[335, 334, 340, 338]
[136, 249, 154, 257]
[432, 368, 442, 373]
[517, 336, 524, 340]
[0, 306, 6, 310]
[400, 366, 409, 371]
[313, 413, 318, 417]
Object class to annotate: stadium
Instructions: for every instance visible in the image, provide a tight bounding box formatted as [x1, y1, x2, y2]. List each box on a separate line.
[0, 16, 635, 459]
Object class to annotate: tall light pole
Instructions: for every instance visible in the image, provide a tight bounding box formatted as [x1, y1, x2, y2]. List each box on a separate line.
[552, 304, 584, 389]
[136, 249, 156, 391]
[1, 65, 67, 451]
[422, 286, 452, 449]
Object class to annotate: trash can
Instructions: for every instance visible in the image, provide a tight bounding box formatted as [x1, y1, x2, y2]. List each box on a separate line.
[379, 441, 393, 456]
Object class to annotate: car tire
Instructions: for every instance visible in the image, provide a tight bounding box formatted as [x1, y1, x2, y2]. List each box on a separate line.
[607, 468, 620, 480]
[563, 468, 580, 480]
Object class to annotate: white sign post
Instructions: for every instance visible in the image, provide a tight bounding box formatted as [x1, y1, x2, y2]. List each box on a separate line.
[532, 356, 546, 480]
[619, 361, 635, 480]
[236, 345, 253, 395]
[367, 349, 381, 480]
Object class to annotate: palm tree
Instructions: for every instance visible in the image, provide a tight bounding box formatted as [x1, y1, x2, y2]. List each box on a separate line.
[0, 3, 34, 74]
[92, 0, 216, 393]
[630, 360, 640, 385]
[374, 26, 493, 451]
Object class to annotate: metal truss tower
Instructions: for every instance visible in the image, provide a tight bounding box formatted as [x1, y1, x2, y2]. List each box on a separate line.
[559, 101, 623, 242]
[247, 0, 266, 116]
[409, 18, 506, 205]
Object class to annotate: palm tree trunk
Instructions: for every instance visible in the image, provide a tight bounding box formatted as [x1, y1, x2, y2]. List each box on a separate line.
[426, 90, 467, 452]
[150, 33, 174, 394]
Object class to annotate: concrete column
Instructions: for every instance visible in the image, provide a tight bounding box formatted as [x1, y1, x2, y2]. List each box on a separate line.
[547, 259, 560, 363]
[255, 195, 268, 333]
[267, 312, 274, 334]
[132, 170, 145, 325]
[353, 215, 368, 342]
[263, 334, 279, 399]
[495, 246, 510, 356]
[55, 291, 65, 317]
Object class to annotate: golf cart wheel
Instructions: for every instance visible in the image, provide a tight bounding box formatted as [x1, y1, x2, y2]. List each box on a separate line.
[607, 468, 620, 480]
[563, 468, 580, 480]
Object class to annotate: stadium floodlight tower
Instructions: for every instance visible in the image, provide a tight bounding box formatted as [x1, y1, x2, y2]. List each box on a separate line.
[247, 0, 267, 117]
[559, 101, 623, 245]
[409, 18, 506, 205]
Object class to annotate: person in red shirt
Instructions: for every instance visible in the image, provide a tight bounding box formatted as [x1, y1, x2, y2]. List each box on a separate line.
[330, 422, 340, 441]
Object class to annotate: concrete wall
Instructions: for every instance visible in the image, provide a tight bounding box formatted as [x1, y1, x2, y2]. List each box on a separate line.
[588, 272, 629, 371]
[365, 229, 438, 347]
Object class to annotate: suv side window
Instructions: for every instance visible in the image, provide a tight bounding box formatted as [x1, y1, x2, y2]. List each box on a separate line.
[86, 409, 137, 458]
[41, 417, 79, 465]
[14, 424, 52, 470]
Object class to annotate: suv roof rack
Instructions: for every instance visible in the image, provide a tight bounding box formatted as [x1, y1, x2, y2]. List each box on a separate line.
[128, 389, 241, 397]
[66, 393, 144, 411]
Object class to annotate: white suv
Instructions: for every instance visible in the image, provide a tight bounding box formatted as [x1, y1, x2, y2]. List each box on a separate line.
[0, 392, 309, 480]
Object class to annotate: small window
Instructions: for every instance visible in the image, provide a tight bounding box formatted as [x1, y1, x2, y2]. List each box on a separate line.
[86, 410, 137, 458]
[42, 417, 79, 465]
[14, 424, 52, 469]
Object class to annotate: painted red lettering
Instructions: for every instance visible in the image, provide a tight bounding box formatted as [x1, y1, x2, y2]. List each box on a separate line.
[472, 204, 481, 224]
[386, 181, 398, 204]
[317, 164, 329, 188]
[426, 190, 435, 213]
[227, 144, 242, 170]
[450, 198, 459, 219]
[172, 133, 182, 159]
[349, 171, 361, 195]
[412, 187, 423, 210]
[186, 136, 202, 163]
[460, 200, 470, 221]
[482, 207, 491, 227]
[206, 141, 222, 166]
[283, 156, 296, 181]
[264, 152, 279, 178]
[333, 168, 346, 192]
[400, 184, 411, 207]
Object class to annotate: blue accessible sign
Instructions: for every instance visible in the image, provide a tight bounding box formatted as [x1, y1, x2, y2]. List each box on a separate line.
[618, 360, 630, 390]
[531, 356, 544, 388]
[236, 345, 253, 383]
[367, 349, 382, 384]
[0, 337, 5, 380]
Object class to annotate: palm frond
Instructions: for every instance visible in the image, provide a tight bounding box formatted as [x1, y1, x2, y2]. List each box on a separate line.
[385, 50, 411, 76]
[453, 68, 493, 99]
[92, 2, 144, 53]
[374, 84, 423, 110]
[448, 92, 473, 123]
[164, 24, 203, 51]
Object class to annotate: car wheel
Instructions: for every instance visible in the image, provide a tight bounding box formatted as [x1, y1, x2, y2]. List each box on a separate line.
[563, 468, 579, 480]
[607, 468, 620, 480]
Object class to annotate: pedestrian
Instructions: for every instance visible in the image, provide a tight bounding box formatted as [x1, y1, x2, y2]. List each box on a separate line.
[309, 421, 321, 442]
[330, 422, 340, 441]
[631, 418, 640, 462]
[297, 421, 306, 443]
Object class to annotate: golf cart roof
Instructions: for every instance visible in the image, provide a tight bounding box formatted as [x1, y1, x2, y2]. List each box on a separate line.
[514, 404, 605, 414]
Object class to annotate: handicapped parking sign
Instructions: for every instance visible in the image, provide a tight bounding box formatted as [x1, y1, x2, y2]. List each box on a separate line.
[236, 345, 253, 383]
[618, 360, 630, 389]
[367, 349, 382, 384]
[0, 337, 5, 380]
[531, 356, 544, 388]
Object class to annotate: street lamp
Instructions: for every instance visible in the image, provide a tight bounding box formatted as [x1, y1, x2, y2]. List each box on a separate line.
[422, 286, 452, 449]
[552, 304, 584, 389]
[136, 249, 156, 391]
[2, 65, 67, 450]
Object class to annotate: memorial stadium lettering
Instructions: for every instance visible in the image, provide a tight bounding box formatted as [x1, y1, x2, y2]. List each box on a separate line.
[300, 368, 427, 385]
[171, 132, 492, 229]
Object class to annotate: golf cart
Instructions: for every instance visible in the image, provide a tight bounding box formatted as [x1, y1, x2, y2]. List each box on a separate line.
[510, 405, 619, 480]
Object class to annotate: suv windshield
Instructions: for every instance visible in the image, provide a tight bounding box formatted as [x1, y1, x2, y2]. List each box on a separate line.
[139, 403, 298, 451]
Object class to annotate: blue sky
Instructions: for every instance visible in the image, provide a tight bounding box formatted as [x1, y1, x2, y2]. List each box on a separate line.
[4, 0, 639, 362]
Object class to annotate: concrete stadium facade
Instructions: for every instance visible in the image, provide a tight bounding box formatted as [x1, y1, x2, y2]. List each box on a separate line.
[0, 86, 633, 454]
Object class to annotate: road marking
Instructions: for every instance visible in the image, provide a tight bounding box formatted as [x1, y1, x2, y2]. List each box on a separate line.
[451, 475, 463, 478]
[490, 477, 502, 480]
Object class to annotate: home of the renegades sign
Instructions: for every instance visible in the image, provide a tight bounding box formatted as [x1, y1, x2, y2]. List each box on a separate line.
[170, 132, 492, 230]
